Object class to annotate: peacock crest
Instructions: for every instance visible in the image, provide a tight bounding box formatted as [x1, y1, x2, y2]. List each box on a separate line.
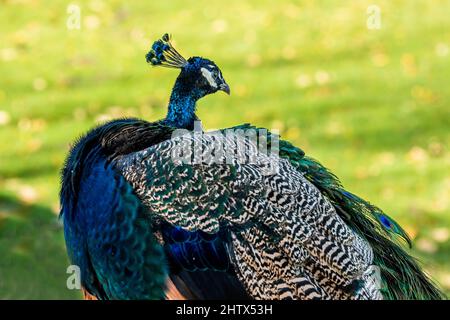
[146, 33, 187, 68]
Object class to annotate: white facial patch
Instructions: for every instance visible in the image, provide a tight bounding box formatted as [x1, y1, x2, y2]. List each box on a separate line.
[201, 67, 217, 88]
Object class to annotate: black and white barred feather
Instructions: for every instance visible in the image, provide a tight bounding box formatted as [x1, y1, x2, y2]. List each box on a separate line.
[113, 131, 383, 300]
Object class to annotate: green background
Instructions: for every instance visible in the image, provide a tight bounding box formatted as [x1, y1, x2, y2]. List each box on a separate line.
[0, 0, 448, 299]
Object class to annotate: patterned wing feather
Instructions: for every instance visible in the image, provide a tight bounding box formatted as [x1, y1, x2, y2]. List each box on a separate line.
[227, 124, 444, 300]
[113, 131, 382, 299]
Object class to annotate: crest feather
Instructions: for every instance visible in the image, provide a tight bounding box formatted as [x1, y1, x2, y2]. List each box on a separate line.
[146, 33, 187, 69]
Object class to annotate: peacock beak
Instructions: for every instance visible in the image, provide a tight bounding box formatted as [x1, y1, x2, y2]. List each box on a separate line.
[219, 82, 230, 95]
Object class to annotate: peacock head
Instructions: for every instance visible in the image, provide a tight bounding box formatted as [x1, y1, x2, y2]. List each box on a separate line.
[146, 34, 230, 98]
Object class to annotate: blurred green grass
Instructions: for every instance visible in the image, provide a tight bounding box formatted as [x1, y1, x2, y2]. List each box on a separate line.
[0, 0, 449, 299]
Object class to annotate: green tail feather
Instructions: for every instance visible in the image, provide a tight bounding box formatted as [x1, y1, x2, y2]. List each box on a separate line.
[232, 124, 445, 299]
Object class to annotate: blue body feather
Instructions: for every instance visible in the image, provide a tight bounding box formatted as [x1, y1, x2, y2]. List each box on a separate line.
[61, 142, 167, 299]
[161, 223, 231, 272]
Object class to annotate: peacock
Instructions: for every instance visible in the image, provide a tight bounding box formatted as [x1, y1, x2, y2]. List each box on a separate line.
[60, 34, 444, 300]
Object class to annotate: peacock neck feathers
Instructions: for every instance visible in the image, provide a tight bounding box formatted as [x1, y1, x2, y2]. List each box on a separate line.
[164, 74, 202, 130]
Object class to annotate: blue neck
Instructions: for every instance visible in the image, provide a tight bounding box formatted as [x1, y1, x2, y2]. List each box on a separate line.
[164, 78, 201, 129]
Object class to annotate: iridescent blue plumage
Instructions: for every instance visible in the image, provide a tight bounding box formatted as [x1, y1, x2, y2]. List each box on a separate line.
[161, 223, 231, 272]
[379, 215, 392, 229]
[61, 122, 169, 299]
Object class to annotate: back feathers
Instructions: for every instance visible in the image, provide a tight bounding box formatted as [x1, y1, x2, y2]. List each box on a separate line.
[231, 123, 444, 300]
